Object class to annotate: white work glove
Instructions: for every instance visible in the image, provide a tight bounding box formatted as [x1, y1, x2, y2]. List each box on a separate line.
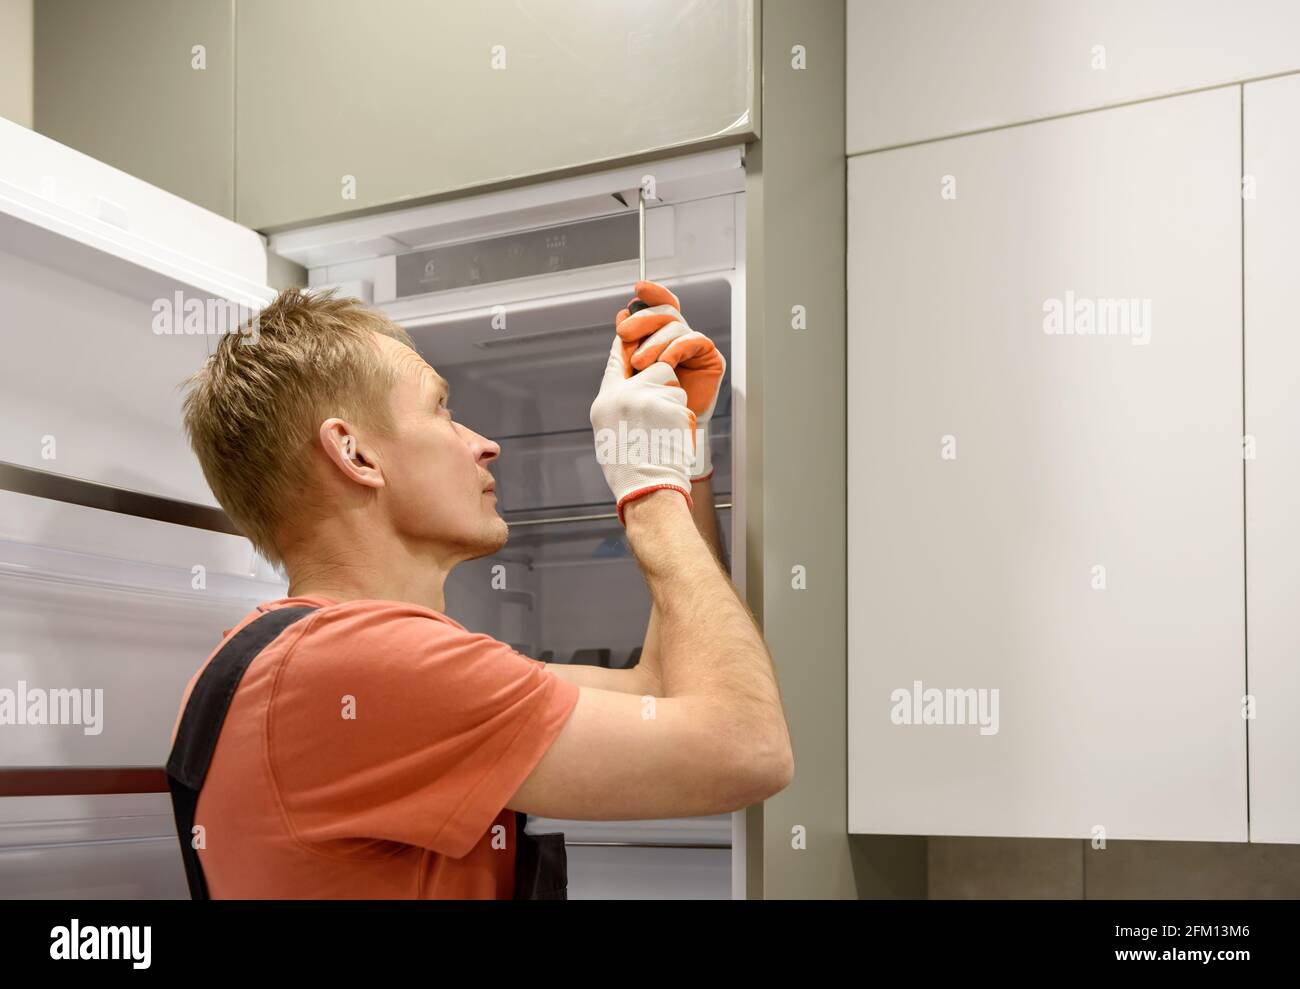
[589, 331, 695, 524]
[616, 280, 726, 481]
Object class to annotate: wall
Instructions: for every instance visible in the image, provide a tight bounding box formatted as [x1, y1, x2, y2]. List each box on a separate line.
[0, 0, 32, 127]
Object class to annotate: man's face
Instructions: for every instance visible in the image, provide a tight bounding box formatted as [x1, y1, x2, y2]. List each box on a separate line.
[370, 333, 506, 561]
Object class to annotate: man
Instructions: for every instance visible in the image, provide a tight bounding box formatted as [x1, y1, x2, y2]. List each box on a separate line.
[170, 280, 793, 898]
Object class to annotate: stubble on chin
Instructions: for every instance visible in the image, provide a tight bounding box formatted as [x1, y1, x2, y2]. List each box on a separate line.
[459, 516, 509, 560]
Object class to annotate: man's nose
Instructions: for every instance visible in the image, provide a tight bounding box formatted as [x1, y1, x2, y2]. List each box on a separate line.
[468, 427, 501, 464]
[452, 419, 500, 462]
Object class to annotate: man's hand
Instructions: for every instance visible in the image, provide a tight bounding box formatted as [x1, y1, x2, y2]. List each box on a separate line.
[616, 280, 726, 481]
[589, 332, 694, 524]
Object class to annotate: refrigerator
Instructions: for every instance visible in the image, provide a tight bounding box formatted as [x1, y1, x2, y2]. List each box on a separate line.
[0, 116, 749, 899]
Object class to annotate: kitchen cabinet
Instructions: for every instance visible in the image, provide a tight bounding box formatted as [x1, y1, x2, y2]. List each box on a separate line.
[34, 0, 236, 218]
[236, 0, 756, 229]
[32, 1, 756, 231]
[847, 87, 1247, 841]
[847, 0, 1300, 154]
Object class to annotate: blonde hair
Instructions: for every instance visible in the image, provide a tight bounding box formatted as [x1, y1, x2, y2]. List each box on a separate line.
[181, 288, 416, 567]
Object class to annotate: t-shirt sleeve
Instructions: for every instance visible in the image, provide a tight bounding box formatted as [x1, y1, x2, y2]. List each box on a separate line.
[268, 602, 580, 859]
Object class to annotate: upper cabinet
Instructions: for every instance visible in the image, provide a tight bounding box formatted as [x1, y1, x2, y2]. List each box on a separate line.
[34, 0, 236, 218]
[235, 0, 757, 230]
[1243, 73, 1300, 845]
[847, 87, 1246, 842]
[32, 1, 756, 230]
[846, 0, 1300, 154]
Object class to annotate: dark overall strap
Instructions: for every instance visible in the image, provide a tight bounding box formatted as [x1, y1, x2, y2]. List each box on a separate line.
[165, 606, 319, 900]
[512, 811, 568, 900]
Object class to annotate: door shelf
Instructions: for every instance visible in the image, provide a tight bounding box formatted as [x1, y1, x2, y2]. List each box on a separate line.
[0, 537, 286, 607]
[0, 119, 272, 311]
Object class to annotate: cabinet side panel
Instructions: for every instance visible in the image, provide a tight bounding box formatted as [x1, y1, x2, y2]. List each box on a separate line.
[1244, 73, 1300, 845]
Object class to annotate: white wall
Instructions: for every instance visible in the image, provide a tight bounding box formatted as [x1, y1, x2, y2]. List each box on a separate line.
[0, 0, 32, 128]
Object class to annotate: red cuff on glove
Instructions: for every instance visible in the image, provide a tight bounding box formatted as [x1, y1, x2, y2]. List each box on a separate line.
[616, 484, 693, 525]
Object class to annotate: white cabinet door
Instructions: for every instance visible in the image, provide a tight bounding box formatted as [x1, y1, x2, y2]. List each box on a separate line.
[1244, 73, 1300, 845]
[848, 87, 1246, 841]
[847, 0, 1300, 154]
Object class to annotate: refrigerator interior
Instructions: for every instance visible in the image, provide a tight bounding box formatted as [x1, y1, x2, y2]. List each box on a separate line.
[433, 279, 733, 657]
[395, 279, 737, 900]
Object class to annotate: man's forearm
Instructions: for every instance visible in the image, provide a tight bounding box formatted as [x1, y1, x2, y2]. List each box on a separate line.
[623, 491, 784, 749]
[689, 473, 727, 568]
[636, 474, 727, 696]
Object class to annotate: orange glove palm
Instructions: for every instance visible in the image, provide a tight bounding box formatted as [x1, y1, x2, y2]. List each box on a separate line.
[615, 281, 725, 480]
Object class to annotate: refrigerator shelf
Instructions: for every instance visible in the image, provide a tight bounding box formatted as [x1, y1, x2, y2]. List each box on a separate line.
[0, 536, 286, 606]
[505, 499, 732, 529]
[0, 460, 239, 536]
[492, 413, 732, 444]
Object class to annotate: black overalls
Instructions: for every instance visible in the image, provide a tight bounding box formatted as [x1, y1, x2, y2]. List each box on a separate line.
[165, 605, 568, 899]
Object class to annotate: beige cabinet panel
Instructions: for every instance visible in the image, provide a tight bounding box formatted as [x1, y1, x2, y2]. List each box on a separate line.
[34, 0, 235, 217]
[847, 88, 1246, 841]
[236, 0, 756, 230]
[1244, 72, 1300, 844]
[0, 0, 33, 127]
[847, 0, 1300, 154]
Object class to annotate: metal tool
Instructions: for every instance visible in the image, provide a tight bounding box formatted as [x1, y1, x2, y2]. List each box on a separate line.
[628, 186, 650, 315]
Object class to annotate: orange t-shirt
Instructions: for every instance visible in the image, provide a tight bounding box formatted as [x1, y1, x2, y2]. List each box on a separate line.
[169, 595, 580, 899]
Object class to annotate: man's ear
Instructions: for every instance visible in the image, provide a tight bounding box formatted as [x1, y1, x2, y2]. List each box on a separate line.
[318, 418, 385, 489]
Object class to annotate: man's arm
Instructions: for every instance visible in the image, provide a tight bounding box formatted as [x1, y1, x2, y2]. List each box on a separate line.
[541, 658, 660, 695]
[507, 488, 791, 821]
[543, 474, 725, 697]
[687, 472, 727, 568]
[633, 473, 726, 694]
[506, 301, 789, 821]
